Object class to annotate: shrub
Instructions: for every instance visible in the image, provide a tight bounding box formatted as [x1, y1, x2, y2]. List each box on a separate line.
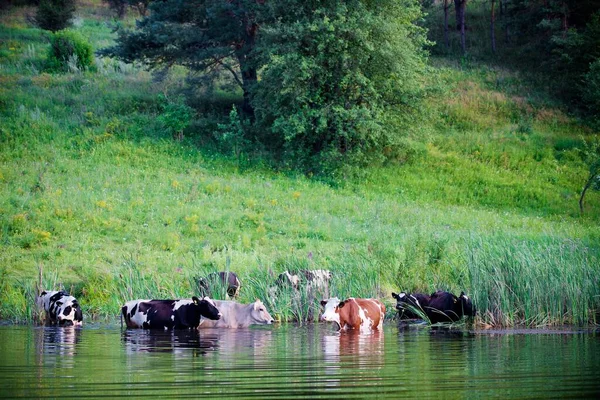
[35, 0, 76, 32]
[157, 95, 194, 141]
[46, 30, 94, 72]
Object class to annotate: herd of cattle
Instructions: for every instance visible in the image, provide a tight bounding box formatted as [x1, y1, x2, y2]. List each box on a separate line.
[37, 269, 476, 332]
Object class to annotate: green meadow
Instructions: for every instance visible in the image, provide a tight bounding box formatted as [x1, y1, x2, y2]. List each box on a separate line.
[1, 2, 599, 327]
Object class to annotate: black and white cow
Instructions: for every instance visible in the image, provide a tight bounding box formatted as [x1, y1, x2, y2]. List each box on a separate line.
[37, 290, 83, 326]
[391, 292, 431, 320]
[196, 272, 241, 298]
[425, 291, 476, 324]
[122, 296, 221, 330]
[271, 269, 332, 296]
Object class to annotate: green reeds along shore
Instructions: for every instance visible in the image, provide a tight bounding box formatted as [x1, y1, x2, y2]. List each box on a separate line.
[1, 3, 599, 327]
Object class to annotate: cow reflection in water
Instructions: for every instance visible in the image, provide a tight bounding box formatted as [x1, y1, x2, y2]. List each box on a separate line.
[36, 326, 81, 358]
[322, 331, 385, 388]
[122, 329, 219, 356]
[198, 329, 273, 359]
[323, 331, 384, 359]
[121, 329, 272, 359]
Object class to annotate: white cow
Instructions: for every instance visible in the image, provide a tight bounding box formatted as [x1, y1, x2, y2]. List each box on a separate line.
[198, 300, 274, 329]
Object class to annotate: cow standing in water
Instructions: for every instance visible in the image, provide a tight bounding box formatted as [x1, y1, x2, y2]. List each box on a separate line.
[198, 300, 274, 329]
[425, 291, 476, 324]
[37, 290, 83, 326]
[320, 297, 385, 333]
[122, 297, 221, 330]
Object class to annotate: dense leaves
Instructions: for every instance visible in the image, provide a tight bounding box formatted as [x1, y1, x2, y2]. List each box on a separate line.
[46, 29, 94, 72]
[101, 0, 430, 176]
[100, 0, 262, 117]
[34, 0, 76, 32]
[252, 0, 429, 175]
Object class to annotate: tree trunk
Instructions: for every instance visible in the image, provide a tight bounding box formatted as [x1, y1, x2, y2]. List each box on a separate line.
[236, 21, 259, 119]
[460, 0, 466, 53]
[491, 0, 496, 54]
[454, 0, 464, 30]
[504, 0, 510, 44]
[579, 177, 595, 214]
[444, 0, 450, 49]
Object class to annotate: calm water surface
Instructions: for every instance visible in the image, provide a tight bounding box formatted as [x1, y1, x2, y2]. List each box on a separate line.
[0, 323, 599, 399]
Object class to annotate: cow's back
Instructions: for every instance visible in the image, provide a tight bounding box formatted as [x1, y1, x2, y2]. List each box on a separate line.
[199, 300, 243, 328]
[339, 298, 385, 331]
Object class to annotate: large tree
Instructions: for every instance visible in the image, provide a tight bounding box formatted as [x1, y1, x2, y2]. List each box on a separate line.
[252, 0, 429, 174]
[102, 0, 430, 175]
[101, 0, 263, 117]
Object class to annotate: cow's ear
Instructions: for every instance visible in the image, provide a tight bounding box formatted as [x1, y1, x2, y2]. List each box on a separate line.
[192, 296, 200, 305]
[392, 292, 399, 299]
[460, 291, 465, 297]
[320, 300, 327, 307]
[338, 301, 346, 308]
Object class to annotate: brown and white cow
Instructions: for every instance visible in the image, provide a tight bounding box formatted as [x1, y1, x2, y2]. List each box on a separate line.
[37, 290, 83, 327]
[197, 300, 274, 329]
[320, 297, 385, 333]
[121, 297, 221, 330]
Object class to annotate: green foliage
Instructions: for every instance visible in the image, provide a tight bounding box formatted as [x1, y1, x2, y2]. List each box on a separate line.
[35, 0, 76, 32]
[1, 5, 600, 326]
[424, 1, 600, 118]
[100, 0, 262, 116]
[157, 95, 194, 140]
[578, 135, 600, 213]
[582, 58, 600, 120]
[216, 107, 249, 165]
[46, 29, 94, 72]
[253, 0, 429, 176]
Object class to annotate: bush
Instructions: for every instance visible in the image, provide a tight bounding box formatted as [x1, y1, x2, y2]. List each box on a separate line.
[35, 0, 76, 32]
[46, 30, 94, 72]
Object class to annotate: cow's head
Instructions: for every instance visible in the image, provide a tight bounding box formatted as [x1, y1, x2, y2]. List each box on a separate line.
[391, 292, 407, 310]
[276, 271, 300, 290]
[319, 298, 341, 326]
[56, 296, 83, 326]
[458, 292, 476, 318]
[194, 296, 221, 320]
[250, 299, 274, 325]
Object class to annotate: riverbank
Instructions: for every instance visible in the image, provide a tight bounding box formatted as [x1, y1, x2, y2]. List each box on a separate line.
[1, 2, 599, 327]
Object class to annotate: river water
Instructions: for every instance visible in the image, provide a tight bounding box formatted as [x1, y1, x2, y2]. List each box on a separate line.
[0, 323, 598, 398]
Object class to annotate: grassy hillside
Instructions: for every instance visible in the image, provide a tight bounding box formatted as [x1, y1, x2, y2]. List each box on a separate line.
[1, 2, 599, 326]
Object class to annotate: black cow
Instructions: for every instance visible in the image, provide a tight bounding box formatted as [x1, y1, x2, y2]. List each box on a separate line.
[196, 272, 241, 298]
[37, 290, 83, 326]
[121, 296, 221, 330]
[424, 291, 476, 324]
[391, 292, 431, 320]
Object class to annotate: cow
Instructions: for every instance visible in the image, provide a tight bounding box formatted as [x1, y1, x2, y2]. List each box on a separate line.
[320, 297, 385, 333]
[37, 290, 83, 327]
[121, 296, 221, 330]
[391, 292, 431, 320]
[424, 291, 476, 324]
[197, 299, 275, 329]
[196, 271, 241, 298]
[270, 269, 332, 321]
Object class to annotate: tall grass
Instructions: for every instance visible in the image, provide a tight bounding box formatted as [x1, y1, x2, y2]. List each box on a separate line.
[465, 234, 600, 326]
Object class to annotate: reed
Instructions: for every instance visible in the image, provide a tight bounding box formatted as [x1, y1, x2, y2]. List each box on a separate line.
[464, 234, 600, 326]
